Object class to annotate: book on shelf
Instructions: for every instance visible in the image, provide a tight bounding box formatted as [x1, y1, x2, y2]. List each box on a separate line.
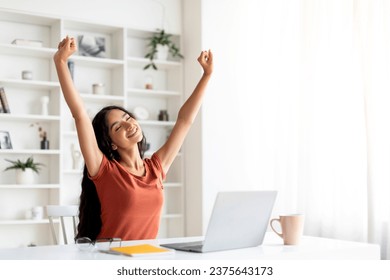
[0, 87, 10, 113]
[106, 244, 175, 257]
[0, 97, 3, 113]
[11, 39, 43, 47]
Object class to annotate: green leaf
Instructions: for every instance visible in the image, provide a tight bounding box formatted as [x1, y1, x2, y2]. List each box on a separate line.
[4, 156, 44, 174]
[143, 29, 184, 71]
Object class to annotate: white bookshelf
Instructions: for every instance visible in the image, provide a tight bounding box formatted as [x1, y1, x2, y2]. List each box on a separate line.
[0, 9, 184, 248]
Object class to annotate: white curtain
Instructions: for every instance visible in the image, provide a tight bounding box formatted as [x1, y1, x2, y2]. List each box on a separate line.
[221, 0, 390, 258]
[360, 0, 390, 259]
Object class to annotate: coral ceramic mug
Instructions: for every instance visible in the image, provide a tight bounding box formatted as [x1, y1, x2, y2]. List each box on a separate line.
[270, 214, 304, 245]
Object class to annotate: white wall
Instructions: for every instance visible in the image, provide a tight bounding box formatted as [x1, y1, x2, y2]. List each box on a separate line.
[0, 0, 181, 33]
[199, 0, 278, 232]
[182, 0, 204, 236]
[181, 0, 272, 235]
[182, 0, 280, 235]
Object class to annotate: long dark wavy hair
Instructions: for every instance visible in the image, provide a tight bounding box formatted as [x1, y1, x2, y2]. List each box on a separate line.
[75, 105, 147, 240]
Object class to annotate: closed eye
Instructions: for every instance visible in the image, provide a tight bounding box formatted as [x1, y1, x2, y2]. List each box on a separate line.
[114, 115, 131, 132]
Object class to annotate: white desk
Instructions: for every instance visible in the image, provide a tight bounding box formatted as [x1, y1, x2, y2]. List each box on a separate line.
[0, 232, 380, 260]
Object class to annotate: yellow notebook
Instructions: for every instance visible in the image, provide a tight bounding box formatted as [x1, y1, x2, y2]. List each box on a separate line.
[109, 244, 174, 257]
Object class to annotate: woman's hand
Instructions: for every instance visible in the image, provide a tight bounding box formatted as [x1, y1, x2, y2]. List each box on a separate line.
[54, 36, 77, 63]
[197, 50, 213, 76]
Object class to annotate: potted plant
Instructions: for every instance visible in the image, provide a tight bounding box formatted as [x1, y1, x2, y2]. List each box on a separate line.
[144, 29, 184, 70]
[4, 156, 44, 184]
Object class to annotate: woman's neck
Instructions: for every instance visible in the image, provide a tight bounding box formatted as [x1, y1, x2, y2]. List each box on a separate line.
[118, 147, 145, 174]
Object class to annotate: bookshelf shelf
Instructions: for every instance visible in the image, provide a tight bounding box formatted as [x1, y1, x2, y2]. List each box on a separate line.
[0, 43, 56, 58]
[0, 78, 60, 90]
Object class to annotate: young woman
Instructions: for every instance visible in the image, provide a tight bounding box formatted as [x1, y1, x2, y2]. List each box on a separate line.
[54, 36, 213, 241]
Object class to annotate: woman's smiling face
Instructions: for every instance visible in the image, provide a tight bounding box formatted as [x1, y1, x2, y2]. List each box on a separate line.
[106, 109, 143, 149]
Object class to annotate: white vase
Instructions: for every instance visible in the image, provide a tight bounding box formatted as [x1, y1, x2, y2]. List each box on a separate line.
[40, 96, 49, 115]
[16, 169, 35, 184]
[156, 44, 169, 60]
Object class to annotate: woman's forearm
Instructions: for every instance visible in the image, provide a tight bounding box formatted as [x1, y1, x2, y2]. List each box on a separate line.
[177, 73, 212, 125]
[54, 58, 87, 120]
[53, 36, 87, 120]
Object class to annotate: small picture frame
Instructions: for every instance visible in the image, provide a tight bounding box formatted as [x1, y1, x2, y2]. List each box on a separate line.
[0, 131, 12, 149]
[78, 35, 107, 58]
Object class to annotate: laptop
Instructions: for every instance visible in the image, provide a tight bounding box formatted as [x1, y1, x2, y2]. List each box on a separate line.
[161, 191, 277, 253]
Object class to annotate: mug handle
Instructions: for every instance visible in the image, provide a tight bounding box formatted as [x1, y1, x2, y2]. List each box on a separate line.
[270, 218, 283, 239]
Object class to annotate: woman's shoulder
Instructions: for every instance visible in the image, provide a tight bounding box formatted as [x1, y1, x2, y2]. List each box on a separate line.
[89, 154, 121, 180]
[144, 153, 165, 179]
[144, 153, 160, 166]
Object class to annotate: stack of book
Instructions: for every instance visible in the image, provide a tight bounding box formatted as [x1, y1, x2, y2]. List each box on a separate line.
[0, 87, 10, 113]
[11, 39, 43, 48]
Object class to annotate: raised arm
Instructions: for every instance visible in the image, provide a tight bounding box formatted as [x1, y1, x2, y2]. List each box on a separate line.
[156, 50, 213, 173]
[53, 36, 102, 176]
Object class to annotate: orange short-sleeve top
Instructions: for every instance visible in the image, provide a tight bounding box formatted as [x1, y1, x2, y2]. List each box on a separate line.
[89, 153, 165, 241]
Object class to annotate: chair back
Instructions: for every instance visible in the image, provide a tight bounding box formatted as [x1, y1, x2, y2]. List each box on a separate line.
[46, 205, 79, 245]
